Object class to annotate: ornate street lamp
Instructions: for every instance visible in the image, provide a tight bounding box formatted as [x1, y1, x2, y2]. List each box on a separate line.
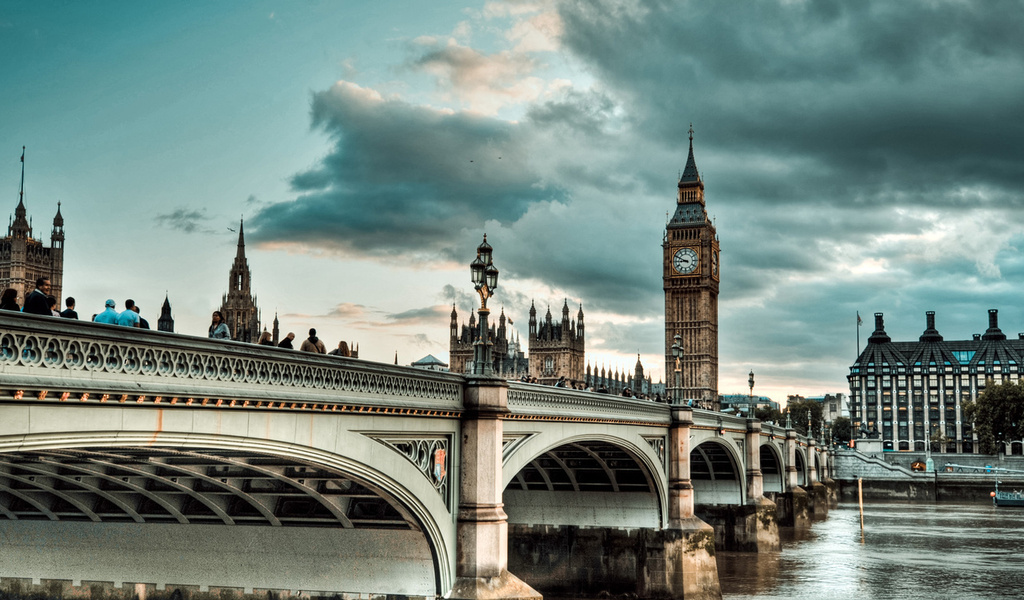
[671, 333, 683, 405]
[748, 369, 755, 413]
[470, 234, 498, 375]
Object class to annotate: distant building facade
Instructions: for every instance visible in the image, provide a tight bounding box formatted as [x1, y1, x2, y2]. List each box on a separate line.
[849, 310, 1024, 454]
[720, 394, 779, 415]
[585, 356, 656, 397]
[806, 393, 849, 424]
[219, 221, 260, 342]
[528, 301, 585, 386]
[449, 305, 528, 378]
[1, 150, 64, 306]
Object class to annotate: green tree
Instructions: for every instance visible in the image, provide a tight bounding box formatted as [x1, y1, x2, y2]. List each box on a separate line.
[831, 416, 852, 446]
[787, 398, 824, 437]
[964, 380, 1024, 454]
[754, 405, 784, 425]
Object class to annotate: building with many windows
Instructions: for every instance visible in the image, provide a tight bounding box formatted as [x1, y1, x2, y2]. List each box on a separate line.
[849, 310, 1024, 454]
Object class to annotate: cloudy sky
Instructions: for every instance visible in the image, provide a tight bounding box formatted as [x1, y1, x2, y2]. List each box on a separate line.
[2, 1, 1023, 403]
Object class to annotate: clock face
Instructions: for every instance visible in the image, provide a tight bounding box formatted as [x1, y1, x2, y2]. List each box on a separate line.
[673, 247, 698, 274]
[712, 250, 719, 278]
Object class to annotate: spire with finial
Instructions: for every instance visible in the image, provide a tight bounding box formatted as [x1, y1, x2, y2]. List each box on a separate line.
[158, 293, 175, 332]
[10, 146, 30, 238]
[679, 123, 702, 186]
[236, 218, 245, 259]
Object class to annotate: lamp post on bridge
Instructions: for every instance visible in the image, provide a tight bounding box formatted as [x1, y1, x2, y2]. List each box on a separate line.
[671, 333, 683, 405]
[469, 235, 499, 376]
[748, 369, 754, 415]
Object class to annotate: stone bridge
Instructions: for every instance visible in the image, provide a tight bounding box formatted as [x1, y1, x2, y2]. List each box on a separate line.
[0, 313, 829, 600]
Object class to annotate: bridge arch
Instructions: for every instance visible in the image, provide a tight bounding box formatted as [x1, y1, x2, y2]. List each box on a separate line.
[690, 439, 744, 505]
[501, 430, 667, 529]
[0, 412, 456, 596]
[760, 442, 785, 494]
[794, 446, 807, 487]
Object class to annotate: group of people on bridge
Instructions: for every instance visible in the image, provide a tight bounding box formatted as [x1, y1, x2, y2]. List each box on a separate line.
[3, 277, 151, 329]
[3, 277, 357, 359]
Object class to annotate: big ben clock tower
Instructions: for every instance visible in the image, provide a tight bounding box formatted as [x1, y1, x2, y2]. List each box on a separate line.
[664, 126, 719, 406]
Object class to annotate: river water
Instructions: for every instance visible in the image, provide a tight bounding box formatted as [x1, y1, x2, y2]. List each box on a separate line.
[718, 502, 1024, 600]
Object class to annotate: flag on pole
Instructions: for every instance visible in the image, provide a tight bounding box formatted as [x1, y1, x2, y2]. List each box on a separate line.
[857, 311, 862, 326]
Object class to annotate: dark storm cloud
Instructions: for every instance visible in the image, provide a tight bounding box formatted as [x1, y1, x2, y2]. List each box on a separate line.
[557, 0, 1024, 205]
[246, 1, 1024, 392]
[249, 81, 566, 257]
[154, 208, 213, 234]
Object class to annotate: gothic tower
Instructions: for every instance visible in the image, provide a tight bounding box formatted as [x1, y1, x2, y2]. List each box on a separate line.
[528, 299, 585, 386]
[1, 148, 64, 305]
[663, 127, 719, 405]
[219, 219, 260, 342]
[449, 304, 526, 377]
[158, 294, 174, 332]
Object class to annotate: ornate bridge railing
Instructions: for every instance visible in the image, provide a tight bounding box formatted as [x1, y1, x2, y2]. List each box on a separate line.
[0, 312, 462, 414]
[507, 382, 670, 426]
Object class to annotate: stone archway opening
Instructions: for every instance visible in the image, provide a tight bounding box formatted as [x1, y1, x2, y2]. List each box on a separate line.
[502, 440, 663, 598]
[795, 449, 807, 487]
[690, 441, 741, 505]
[0, 446, 438, 597]
[760, 444, 784, 494]
[503, 441, 659, 528]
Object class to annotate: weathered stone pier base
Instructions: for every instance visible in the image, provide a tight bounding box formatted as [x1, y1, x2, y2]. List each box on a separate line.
[824, 477, 839, 509]
[508, 520, 721, 600]
[697, 497, 780, 553]
[771, 487, 810, 528]
[449, 571, 542, 600]
[807, 482, 830, 518]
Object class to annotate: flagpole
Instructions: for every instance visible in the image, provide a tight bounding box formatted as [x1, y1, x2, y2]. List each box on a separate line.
[19, 146, 25, 204]
[856, 311, 862, 359]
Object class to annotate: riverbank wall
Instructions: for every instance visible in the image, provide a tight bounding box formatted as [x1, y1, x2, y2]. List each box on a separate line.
[834, 448, 1024, 503]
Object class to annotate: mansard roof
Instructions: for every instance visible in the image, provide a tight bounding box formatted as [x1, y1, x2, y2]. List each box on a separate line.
[668, 203, 708, 227]
[851, 309, 1024, 375]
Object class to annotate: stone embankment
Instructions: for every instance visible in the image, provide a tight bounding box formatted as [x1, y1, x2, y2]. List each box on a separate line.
[834, 448, 1024, 502]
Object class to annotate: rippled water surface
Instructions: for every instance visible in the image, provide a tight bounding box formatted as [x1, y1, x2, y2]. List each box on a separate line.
[719, 502, 1024, 600]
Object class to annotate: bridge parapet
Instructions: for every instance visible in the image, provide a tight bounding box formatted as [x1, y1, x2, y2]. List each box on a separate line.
[0, 312, 462, 412]
[507, 382, 669, 425]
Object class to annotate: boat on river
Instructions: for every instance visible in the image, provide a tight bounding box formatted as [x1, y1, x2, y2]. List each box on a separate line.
[992, 481, 1024, 507]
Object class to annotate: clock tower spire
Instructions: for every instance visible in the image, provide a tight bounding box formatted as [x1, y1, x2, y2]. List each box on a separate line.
[663, 126, 720, 407]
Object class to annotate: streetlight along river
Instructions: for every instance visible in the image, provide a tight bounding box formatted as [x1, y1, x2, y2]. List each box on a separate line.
[719, 502, 1024, 600]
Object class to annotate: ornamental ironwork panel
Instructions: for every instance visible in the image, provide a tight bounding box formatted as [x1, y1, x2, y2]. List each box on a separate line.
[643, 435, 668, 472]
[365, 434, 453, 511]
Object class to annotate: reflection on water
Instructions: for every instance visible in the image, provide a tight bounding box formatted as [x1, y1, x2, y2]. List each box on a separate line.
[719, 503, 1024, 600]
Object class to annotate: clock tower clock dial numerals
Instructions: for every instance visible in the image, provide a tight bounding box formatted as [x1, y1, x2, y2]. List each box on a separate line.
[673, 247, 699, 275]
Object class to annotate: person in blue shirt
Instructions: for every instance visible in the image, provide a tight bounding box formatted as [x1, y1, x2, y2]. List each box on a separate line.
[116, 299, 141, 327]
[209, 311, 230, 339]
[94, 299, 119, 324]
